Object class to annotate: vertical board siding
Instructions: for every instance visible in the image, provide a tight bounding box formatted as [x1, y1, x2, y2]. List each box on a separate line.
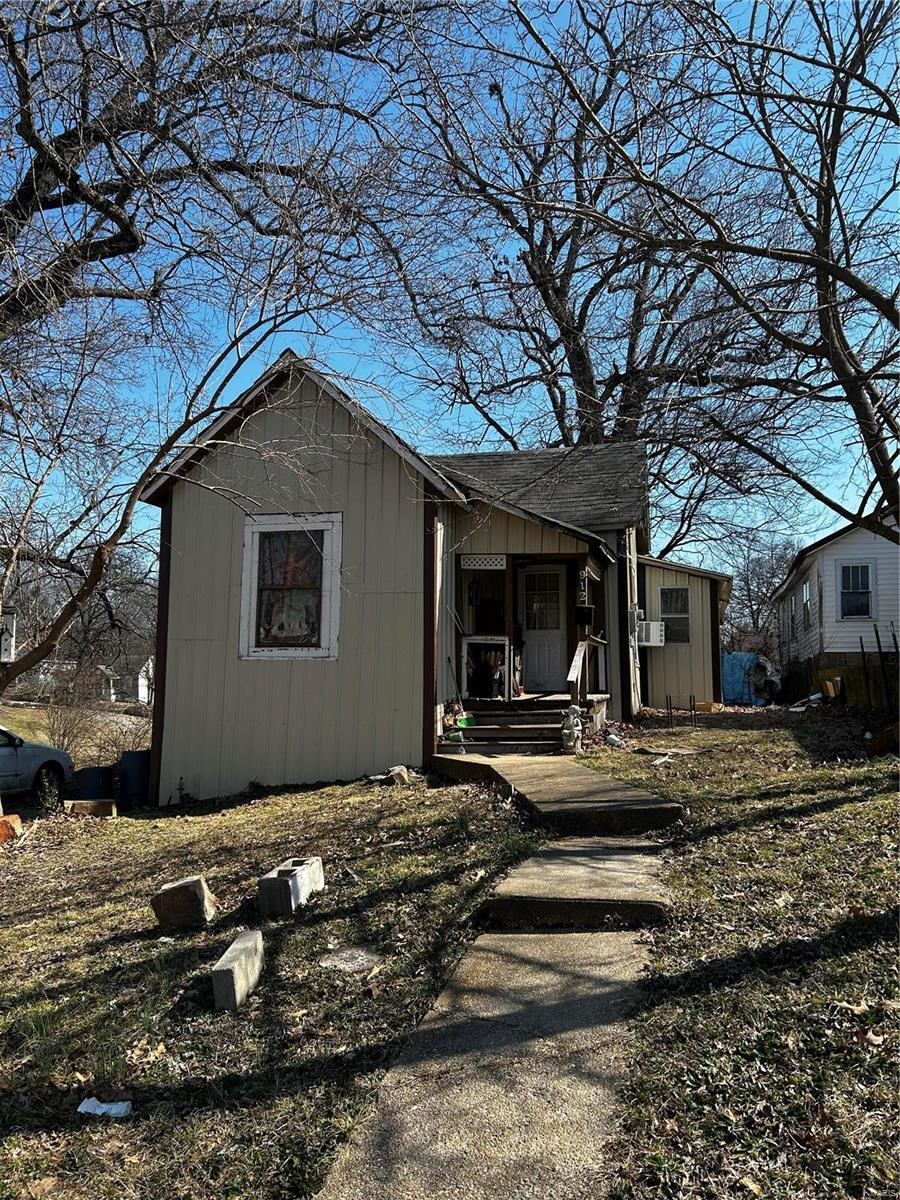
[642, 564, 715, 707]
[159, 377, 425, 802]
[452, 503, 586, 556]
[435, 504, 459, 717]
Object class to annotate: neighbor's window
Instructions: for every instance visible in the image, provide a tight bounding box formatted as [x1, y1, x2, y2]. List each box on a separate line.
[789, 592, 797, 638]
[660, 586, 690, 644]
[240, 514, 342, 658]
[839, 562, 873, 619]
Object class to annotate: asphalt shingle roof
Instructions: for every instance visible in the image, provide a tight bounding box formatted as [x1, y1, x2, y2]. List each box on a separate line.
[427, 443, 648, 538]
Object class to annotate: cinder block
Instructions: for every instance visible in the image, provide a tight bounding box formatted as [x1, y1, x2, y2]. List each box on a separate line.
[151, 874, 216, 930]
[258, 856, 324, 919]
[64, 799, 118, 818]
[0, 815, 23, 844]
[211, 929, 264, 1011]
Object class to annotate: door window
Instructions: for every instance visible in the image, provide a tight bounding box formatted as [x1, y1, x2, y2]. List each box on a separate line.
[525, 572, 561, 630]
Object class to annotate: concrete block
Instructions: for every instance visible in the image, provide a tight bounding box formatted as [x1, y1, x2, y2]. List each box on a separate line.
[258, 856, 324, 919]
[211, 929, 264, 1011]
[151, 874, 216, 930]
[0, 814, 23, 844]
[64, 799, 117, 818]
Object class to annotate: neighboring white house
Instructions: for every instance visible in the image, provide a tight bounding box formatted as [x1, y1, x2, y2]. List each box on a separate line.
[773, 518, 898, 685]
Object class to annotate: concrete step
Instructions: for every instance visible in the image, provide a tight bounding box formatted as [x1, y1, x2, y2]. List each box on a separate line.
[536, 797, 682, 836]
[482, 838, 670, 929]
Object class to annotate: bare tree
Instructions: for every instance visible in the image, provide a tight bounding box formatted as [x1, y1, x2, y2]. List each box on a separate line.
[347, 0, 886, 553]
[504, 0, 899, 543]
[721, 531, 799, 656]
[0, 1, 438, 695]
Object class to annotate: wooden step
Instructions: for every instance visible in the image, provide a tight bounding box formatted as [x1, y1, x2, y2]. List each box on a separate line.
[461, 724, 562, 739]
[466, 710, 564, 727]
[438, 739, 561, 756]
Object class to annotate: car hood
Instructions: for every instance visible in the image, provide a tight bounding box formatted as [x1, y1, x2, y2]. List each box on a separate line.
[24, 740, 74, 762]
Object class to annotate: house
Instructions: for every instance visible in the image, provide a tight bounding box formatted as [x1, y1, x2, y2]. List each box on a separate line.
[637, 556, 731, 710]
[141, 351, 728, 804]
[773, 517, 898, 702]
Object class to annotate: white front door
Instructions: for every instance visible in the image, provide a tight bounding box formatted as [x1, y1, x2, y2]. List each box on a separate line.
[521, 566, 567, 691]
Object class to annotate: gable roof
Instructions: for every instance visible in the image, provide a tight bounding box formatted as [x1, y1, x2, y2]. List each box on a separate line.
[140, 350, 466, 506]
[140, 353, 648, 556]
[427, 444, 648, 538]
[638, 553, 733, 614]
[771, 512, 897, 599]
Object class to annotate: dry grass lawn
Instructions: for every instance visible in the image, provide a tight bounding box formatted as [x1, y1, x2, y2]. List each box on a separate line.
[584, 708, 898, 1200]
[0, 776, 537, 1200]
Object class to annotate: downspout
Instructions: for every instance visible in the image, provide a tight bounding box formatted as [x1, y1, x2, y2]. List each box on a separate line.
[616, 529, 634, 722]
[422, 492, 438, 766]
[148, 493, 172, 805]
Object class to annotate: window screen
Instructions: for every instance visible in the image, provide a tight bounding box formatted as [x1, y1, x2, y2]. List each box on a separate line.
[660, 586, 691, 644]
[840, 564, 871, 618]
[524, 572, 561, 630]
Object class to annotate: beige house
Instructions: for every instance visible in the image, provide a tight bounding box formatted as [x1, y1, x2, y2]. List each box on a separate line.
[142, 352, 727, 803]
[637, 556, 731, 709]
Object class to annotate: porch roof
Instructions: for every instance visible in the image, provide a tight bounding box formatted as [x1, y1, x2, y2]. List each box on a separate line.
[427, 443, 647, 539]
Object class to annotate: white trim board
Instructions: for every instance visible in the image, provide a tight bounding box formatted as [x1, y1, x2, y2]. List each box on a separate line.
[239, 512, 342, 660]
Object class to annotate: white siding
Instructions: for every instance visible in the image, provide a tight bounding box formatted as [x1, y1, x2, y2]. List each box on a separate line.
[779, 561, 821, 664]
[158, 375, 425, 802]
[819, 526, 898, 653]
[780, 524, 898, 662]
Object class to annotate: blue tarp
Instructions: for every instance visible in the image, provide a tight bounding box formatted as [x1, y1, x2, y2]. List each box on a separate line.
[721, 651, 766, 706]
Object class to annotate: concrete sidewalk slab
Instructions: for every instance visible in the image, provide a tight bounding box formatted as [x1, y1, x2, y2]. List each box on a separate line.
[318, 930, 645, 1200]
[433, 752, 682, 835]
[483, 837, 670, 928]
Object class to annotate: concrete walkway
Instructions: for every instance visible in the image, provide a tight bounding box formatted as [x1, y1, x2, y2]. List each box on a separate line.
[318, 931, 644, 1200]
[483, 837, 670, 929]
[433, 752, 682, 834]
[318, 754, 676, 1198]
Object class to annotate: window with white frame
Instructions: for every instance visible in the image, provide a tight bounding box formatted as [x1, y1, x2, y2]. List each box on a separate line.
[660, 586, 690, 644]
[240, 514, 342, 658]
[789, 592, 797, 638]
[838, 561, 874, 619]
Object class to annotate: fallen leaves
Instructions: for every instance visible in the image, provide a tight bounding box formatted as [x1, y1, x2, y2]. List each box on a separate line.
[23, 1178, 57, 1200]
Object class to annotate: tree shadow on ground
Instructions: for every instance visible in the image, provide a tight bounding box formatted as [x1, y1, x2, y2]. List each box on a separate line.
[680, 779, 891, 846]
[5, 903, 895, 1141]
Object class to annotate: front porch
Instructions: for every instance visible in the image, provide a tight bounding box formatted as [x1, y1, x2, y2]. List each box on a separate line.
[436, 544, 612, 757]
[454, 552, 610, 704]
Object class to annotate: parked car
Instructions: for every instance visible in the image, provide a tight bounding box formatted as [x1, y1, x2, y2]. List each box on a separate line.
[0, 725, 75, 806]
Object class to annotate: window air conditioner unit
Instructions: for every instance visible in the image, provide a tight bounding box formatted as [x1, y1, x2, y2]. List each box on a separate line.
[637, 621, 665, 647]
